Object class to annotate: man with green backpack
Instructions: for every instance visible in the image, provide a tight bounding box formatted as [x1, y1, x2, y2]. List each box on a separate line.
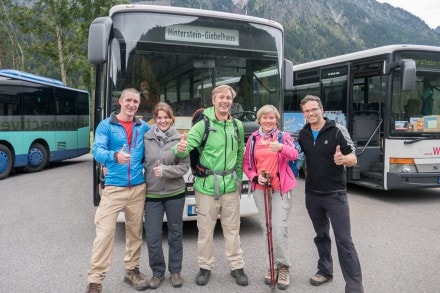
[173, 84, 248, 287]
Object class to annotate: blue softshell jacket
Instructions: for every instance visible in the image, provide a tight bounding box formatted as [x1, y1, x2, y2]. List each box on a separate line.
[92, 112, 150, 187]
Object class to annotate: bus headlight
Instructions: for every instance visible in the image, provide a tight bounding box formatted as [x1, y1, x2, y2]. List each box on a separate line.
[389, 158, 418, 173]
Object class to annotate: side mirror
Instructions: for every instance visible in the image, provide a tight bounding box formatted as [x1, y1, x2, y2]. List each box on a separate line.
[400, 59, 416, 91]
[88, 17, 113, 65]
[283, 59, 294, 90]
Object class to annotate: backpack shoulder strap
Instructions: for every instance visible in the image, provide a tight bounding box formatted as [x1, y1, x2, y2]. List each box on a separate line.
[232, 117, 241, 144]
[277, 131, 283, 143]
[251, 134, 256, 153]
[200, 114, 210, 150]
[246, 133, 257, 171]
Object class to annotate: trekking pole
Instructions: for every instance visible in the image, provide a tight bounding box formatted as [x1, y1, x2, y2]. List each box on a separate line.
[262, 170, 276, 291]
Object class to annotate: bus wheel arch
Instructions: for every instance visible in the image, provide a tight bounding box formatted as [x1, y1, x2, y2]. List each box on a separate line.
[0, 144, 14, 180]
[23, 142, 49, 173]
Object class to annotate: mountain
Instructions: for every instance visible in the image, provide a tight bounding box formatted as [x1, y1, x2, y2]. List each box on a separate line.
[169, 0, 440, 63]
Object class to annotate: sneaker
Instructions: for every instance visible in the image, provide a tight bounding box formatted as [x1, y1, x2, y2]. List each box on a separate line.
[148, 275, 165, 289]
[231, 268, 249, 286]
[124, 268, 149, 291]
[310, 274, 333, 286]
[170, 273, 183, 288]
[195, 268, 211, 286]
[264, 268, 278, 285]
[277, 264, 290, 290]
[86, 283, 102, 293]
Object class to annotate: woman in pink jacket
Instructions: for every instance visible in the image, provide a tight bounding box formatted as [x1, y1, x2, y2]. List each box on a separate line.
[243, 104, 298, 290]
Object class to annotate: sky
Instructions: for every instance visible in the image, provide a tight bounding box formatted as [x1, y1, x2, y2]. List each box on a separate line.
[376, 0, 440, 29]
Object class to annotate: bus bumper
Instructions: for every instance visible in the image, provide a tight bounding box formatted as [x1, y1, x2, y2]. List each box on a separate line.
[116, 192, 258, 222]
[387, 172, 440, 189]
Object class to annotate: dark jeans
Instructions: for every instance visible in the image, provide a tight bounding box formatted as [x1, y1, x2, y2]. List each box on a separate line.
[144, 195, 185, 277]
[305, 190, 364, 293]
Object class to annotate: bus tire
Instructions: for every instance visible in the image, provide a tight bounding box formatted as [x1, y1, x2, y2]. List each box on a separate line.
[0, 145, 13, 180]
[24, 142, 48, 173]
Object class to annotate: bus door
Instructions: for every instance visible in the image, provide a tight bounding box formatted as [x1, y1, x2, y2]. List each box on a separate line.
[349, 60, 386, 187]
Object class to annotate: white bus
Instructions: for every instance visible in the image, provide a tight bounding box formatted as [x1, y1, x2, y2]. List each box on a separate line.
[285, 44, 440, 190]
[88, 4, 293, 220]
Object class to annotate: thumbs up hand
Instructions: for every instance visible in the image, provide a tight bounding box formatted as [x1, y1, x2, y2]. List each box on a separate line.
[333, 145, 344, 166]
[153, 160, 162, 177]
[116, 144, 131, 164]
[269, 141, 282, 152]
[177, 132, 188, 153]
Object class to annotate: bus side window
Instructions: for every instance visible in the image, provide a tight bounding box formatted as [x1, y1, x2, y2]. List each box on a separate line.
[352, 111, 380, 145]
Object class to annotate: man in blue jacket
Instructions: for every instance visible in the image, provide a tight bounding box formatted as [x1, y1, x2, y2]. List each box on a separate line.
[86, 88, 150, 293]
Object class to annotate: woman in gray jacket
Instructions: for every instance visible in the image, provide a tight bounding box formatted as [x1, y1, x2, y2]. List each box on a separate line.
[143, 102, 190, 289]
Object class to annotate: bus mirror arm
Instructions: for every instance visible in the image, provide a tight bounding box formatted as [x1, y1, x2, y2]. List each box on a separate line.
[384, 60, 416, 91]
[383, 61, 399, 75]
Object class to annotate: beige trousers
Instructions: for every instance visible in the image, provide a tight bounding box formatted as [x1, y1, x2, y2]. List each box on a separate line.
[195, 190, 245, 271]
[87, 183, 146, 284]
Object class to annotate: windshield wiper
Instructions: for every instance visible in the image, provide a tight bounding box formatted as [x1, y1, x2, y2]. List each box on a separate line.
[403, 135, 440, 145]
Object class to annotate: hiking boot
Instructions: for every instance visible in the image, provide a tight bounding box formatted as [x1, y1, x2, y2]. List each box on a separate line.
[231, 268, 249, 286]
[195, 268, 211, 286]
[310, 274, 333, 286]
[277, 264, 290, 290]
[170, 273, 183, 288]
[147, 275, 165, 289]
[124, 267, 149, 291]
[264, 268, 278, 285]
[86, 283, 102, 293]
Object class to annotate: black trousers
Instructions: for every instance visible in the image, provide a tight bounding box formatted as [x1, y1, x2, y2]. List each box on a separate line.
[305, 190, 364, 293]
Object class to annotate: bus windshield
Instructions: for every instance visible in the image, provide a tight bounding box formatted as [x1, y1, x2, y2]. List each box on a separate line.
[392, 51, 440, 136]
[107, 10, 283, 139]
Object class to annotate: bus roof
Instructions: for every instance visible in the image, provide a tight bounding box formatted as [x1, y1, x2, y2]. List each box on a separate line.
[109, 4, 283, 32]
[0, 69, 64, 86]
[292, 44, 440, 71]
[0, 69, 88, 93]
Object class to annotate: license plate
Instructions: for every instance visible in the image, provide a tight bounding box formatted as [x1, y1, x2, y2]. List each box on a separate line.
[187, 205, 197, 216]
[242, 183, 249, 193]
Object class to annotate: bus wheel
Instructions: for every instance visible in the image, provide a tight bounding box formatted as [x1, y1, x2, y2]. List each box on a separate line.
[0, 145, 13, 180]
[24, 143, 48, 173]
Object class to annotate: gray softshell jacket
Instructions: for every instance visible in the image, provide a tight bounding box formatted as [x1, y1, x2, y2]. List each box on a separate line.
[143, 125, 190, 198]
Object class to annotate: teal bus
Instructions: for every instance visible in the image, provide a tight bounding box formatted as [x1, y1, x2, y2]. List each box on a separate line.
[87, 4, 293, 217]
[0, 70, 90, 179]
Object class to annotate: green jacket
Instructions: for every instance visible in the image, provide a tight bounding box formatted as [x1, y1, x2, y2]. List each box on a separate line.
[174, 107, 244, 197]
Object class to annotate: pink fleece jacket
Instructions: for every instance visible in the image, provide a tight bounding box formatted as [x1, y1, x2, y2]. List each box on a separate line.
[243, 130, 298, 195]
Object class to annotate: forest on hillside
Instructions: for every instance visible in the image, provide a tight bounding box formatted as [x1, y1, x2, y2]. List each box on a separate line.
[1, 0, 439, 91]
